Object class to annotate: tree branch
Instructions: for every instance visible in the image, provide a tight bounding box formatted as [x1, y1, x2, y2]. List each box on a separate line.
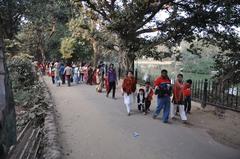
[82, 0, 111, 22]
[135, 0, 173, 31]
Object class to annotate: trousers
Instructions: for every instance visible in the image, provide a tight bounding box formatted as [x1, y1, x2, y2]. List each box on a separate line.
[153, 96, 170, 122]
[171, 103, 187, 121]
[107, 81, 116, 98]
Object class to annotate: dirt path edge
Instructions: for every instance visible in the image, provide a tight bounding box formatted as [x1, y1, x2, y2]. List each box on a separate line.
[41, 77, 62, 159]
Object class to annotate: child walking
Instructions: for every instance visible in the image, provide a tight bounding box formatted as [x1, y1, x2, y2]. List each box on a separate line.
[144, 81, 153, 115]
[171, 74, 187, 123]
[122, 71, 137, 116]
[137, 88, 145, 112]
[184, 79, 192, 114]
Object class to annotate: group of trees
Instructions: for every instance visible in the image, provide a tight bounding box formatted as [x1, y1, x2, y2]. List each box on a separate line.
[72, 1, 239, 67]
[1, 0, 239, 76]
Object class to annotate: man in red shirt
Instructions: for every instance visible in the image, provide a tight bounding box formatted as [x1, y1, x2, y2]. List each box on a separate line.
[152, 69, 172, 123]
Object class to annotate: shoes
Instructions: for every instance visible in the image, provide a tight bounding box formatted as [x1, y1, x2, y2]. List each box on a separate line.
[144, 112, 147, 115]
[152, 115, 157, 119]
[127, 112, 131, 116]
[183, 121, 188, 124]
[163, 121, 171, 124]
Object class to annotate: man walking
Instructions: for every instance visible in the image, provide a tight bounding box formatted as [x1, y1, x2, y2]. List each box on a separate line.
[106, 63, 117, 99]
[152, 69, 172, 123]
[64, 63, 72, 87]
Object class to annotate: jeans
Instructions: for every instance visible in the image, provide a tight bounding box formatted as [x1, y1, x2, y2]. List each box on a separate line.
[153, 96, 170, 122]
[61, 74, 65, 84]
[73, 74, 79, 84]
[145, 100, 151, 113]
[184, 96, 191, 113]
[66, 75, 71, 87]
[55, 76, 60, 86]
[107, 81, 116, 98]
[51, 76, 55, 84]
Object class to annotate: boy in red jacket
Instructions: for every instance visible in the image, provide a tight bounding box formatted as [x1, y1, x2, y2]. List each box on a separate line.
[184, 79, 192, 114]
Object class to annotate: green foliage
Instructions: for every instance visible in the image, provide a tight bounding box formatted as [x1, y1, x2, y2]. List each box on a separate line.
[71, 0, 240, 69]
[214, 52, 240, 84]
[60, 37, 93, 61]
[7, 54, 42, 108]
[60, 37, 77, 59]
[7, 54, 36, 90]
[46, 23, 70, 60]
[182, 54, 215, 74]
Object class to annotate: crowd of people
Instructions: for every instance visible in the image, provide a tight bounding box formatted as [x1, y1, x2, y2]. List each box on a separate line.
[37, 61, 192, 124]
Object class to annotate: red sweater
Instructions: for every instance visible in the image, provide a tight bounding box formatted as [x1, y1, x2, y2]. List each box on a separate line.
[122, 77, 137, 94]
[154, 76, 171, 87]
[183, 83, 191, 97]
[173, 80, 184, 103]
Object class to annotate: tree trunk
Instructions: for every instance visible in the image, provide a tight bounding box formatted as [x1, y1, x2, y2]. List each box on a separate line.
[92, 39, 99, 67]
[39, 45, 46, 64]
[0, 37, 16, 157]
[123, 51, 135, 71]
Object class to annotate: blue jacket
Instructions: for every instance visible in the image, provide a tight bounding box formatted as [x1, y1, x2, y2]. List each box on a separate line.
[108, 68, 117, 82]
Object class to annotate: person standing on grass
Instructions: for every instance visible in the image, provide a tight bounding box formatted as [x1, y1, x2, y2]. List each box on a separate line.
[64, 63, 72, 87]
[184, 79, 192, 114]
[152, 69, 172, 123]
[122, 71, 137, 116]
[144, 81, 154, 115]
[106, 64, 117, 99]
[171, 74, 188, 123]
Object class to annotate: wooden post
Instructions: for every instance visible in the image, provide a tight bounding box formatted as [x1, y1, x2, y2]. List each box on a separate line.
[118, 66, 121, 80]
[135, 68, 138, 81]
[201, 79, 208, 108]
[0, 37, 16, 157]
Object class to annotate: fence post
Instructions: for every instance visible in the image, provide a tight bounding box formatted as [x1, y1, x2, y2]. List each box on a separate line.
[135, 68, 138, 81]
[201, 79, 208, 108]
[118, 66, 121, 80]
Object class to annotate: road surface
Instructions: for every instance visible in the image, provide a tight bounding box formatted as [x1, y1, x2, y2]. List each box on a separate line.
[45, 77, 240, 159]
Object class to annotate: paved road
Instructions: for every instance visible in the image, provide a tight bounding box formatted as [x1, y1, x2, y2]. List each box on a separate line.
[45, 78, 240, 159]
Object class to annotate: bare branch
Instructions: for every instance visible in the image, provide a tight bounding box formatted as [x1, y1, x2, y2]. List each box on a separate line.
[82, 0, 111, 22]
[135, 0, 173, 31]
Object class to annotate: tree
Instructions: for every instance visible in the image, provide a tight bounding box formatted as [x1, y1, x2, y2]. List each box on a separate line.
[214, 52, 240, 84]
[71, 0, 239, 70]
[0, 0, 26, 156]
[60, 36, 93, 61]
[68, 14, 119, 66]
[0, 0, 71, 155]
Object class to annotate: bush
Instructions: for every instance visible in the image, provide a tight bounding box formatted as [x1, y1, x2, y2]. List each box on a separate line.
[7, 54, 39, 108]
[7, 54, 37, 90]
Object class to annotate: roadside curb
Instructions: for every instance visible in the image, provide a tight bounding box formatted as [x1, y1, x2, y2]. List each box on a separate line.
[41, 77, 62, 159]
